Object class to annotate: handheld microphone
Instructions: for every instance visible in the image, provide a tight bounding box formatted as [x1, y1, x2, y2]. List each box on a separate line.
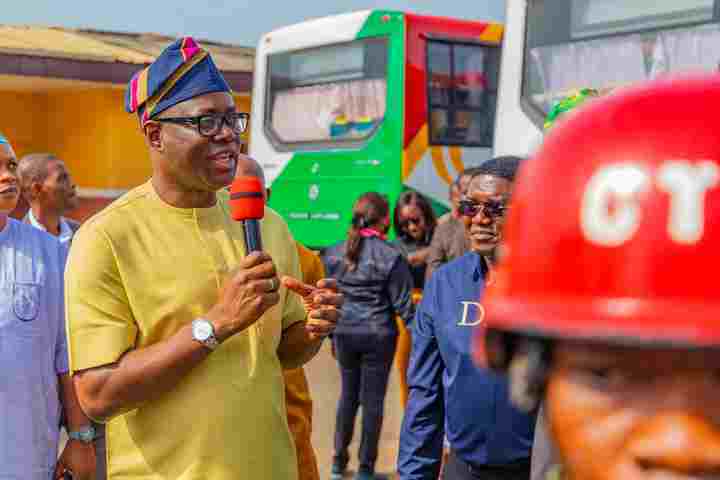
[229, 176, 265, 253]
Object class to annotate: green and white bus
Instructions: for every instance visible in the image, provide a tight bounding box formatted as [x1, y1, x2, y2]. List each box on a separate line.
[250, 10, 503, 248]
[495, 0, 720, 157]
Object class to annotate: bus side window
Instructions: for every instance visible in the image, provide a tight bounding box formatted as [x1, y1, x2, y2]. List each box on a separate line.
[653, 25, 720, 76]
[266, 38, 389, 148]
[427, 40, 498, 147]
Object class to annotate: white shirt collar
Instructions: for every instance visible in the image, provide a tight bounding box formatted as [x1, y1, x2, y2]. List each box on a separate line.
[28, 209, 73, 244]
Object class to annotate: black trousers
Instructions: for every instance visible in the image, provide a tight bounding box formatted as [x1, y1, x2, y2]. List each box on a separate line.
[332, 331, 397, 474]
[443, 450, 531, 480]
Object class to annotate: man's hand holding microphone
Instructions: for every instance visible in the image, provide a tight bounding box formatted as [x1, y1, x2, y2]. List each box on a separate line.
[204, 251, 283, 342]
[203, 252, 342, 343]
[202, 174, 342, 348]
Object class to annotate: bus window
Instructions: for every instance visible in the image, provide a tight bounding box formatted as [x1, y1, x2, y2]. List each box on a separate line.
[427, 40, 500, 147]
[571, 0, 714, 39]
[523, 0, 720, 122]
[266, 38, 388, 149]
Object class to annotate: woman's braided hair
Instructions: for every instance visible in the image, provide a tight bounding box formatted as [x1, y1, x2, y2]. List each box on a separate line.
[345, 192, 389, 271]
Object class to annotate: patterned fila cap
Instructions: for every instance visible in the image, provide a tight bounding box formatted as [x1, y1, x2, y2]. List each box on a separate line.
[125, 37, 231, 125]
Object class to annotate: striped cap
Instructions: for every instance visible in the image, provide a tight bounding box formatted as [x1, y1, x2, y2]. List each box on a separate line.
[125, 37, 231, 124]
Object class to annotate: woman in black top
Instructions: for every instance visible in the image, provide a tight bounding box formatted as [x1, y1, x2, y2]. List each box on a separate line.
[322, 192, 415, 480]
[390, 191, 437, 410]
[392, 191, 437, 290]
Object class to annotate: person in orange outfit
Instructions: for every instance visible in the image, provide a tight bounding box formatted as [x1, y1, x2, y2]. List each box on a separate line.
[392, 290, 422, 409]
[290, 240, 323, 480]
[234, 154, 321, 480]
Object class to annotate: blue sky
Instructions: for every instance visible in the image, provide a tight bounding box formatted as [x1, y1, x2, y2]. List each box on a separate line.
[5, 1, 505, 47]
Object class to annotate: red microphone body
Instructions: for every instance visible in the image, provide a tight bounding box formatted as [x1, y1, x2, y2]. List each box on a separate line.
[229, 176, 265, 253]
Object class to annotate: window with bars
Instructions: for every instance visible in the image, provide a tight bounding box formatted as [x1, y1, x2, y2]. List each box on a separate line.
[426, 39, 501, 147]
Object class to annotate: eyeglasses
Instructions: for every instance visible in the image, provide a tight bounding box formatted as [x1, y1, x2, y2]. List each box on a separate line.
[458, 198, 507, 219]
[154, 112, 249, 137]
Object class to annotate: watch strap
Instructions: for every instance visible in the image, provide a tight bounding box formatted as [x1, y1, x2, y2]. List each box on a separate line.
[68, 425, 96, 443]
[202, 333, 219, 350]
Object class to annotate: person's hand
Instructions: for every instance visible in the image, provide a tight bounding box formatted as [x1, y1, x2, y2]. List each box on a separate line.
[407, 251, 423, 266]
[408, 247, 431, 267]
[282, 277, 343, 341]
[54, 439, 96, 480]
[206, 252, 281, 342]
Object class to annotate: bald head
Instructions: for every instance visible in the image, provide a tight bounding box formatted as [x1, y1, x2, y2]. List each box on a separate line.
[17, 152, 77, 215]
[17, 153, 57, 201]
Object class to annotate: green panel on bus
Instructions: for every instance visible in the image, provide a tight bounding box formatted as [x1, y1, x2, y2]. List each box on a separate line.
[266, 10, 406, 248]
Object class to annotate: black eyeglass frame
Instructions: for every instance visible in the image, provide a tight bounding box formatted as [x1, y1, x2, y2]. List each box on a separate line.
[153, 112, 250, 137]
[458, 198, 508, 219]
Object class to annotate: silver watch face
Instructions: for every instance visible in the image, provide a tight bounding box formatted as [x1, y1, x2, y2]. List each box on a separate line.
[193, 320, 213, 342]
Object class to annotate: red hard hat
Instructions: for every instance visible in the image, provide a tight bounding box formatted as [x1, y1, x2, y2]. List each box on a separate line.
[482, 74, 720, 351]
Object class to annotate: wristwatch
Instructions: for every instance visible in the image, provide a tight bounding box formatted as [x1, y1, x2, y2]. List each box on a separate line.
[68, 425, 96, 444]
[192, 318, 219, 351]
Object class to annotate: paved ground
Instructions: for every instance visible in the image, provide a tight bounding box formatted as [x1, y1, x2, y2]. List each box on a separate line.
[305, 341, 403, 480]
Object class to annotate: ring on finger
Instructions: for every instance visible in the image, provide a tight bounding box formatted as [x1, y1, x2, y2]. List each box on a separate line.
[268, 277, 279, 291]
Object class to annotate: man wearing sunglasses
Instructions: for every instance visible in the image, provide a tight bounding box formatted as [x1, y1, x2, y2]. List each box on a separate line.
[425, 170, 474, 280]
[399, 156, 536, 480]
[64, 37, 342, 480]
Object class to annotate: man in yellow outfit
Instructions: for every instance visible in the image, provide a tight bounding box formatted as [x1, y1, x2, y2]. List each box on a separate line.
[65, 37, 342, 479]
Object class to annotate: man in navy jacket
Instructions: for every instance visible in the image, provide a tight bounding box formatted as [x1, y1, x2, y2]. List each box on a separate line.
[398, 156, 536, 480]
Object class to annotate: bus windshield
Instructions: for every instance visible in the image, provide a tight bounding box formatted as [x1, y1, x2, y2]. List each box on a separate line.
[266, 37, 388, 149]
[523, 0, 720, 122]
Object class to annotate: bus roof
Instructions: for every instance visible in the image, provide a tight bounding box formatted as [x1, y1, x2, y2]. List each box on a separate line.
[259, 10, 503, 44]
[259, 10, 400, 41]
[405, 12, 502, 32]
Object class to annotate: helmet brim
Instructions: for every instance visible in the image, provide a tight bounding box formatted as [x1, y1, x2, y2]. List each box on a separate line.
[484, 296, 720, 352]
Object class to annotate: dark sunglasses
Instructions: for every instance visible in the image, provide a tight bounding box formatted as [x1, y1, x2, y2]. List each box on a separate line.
[154, 112, 249, 137]
[399, 217, 423, 228]
[458, 198, 507, 219]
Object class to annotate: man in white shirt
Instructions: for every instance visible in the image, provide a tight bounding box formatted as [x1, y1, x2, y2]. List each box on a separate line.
[0, 135, 95, 479]
[17, 152, 106, 478]
[18, 153, 80, 245]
